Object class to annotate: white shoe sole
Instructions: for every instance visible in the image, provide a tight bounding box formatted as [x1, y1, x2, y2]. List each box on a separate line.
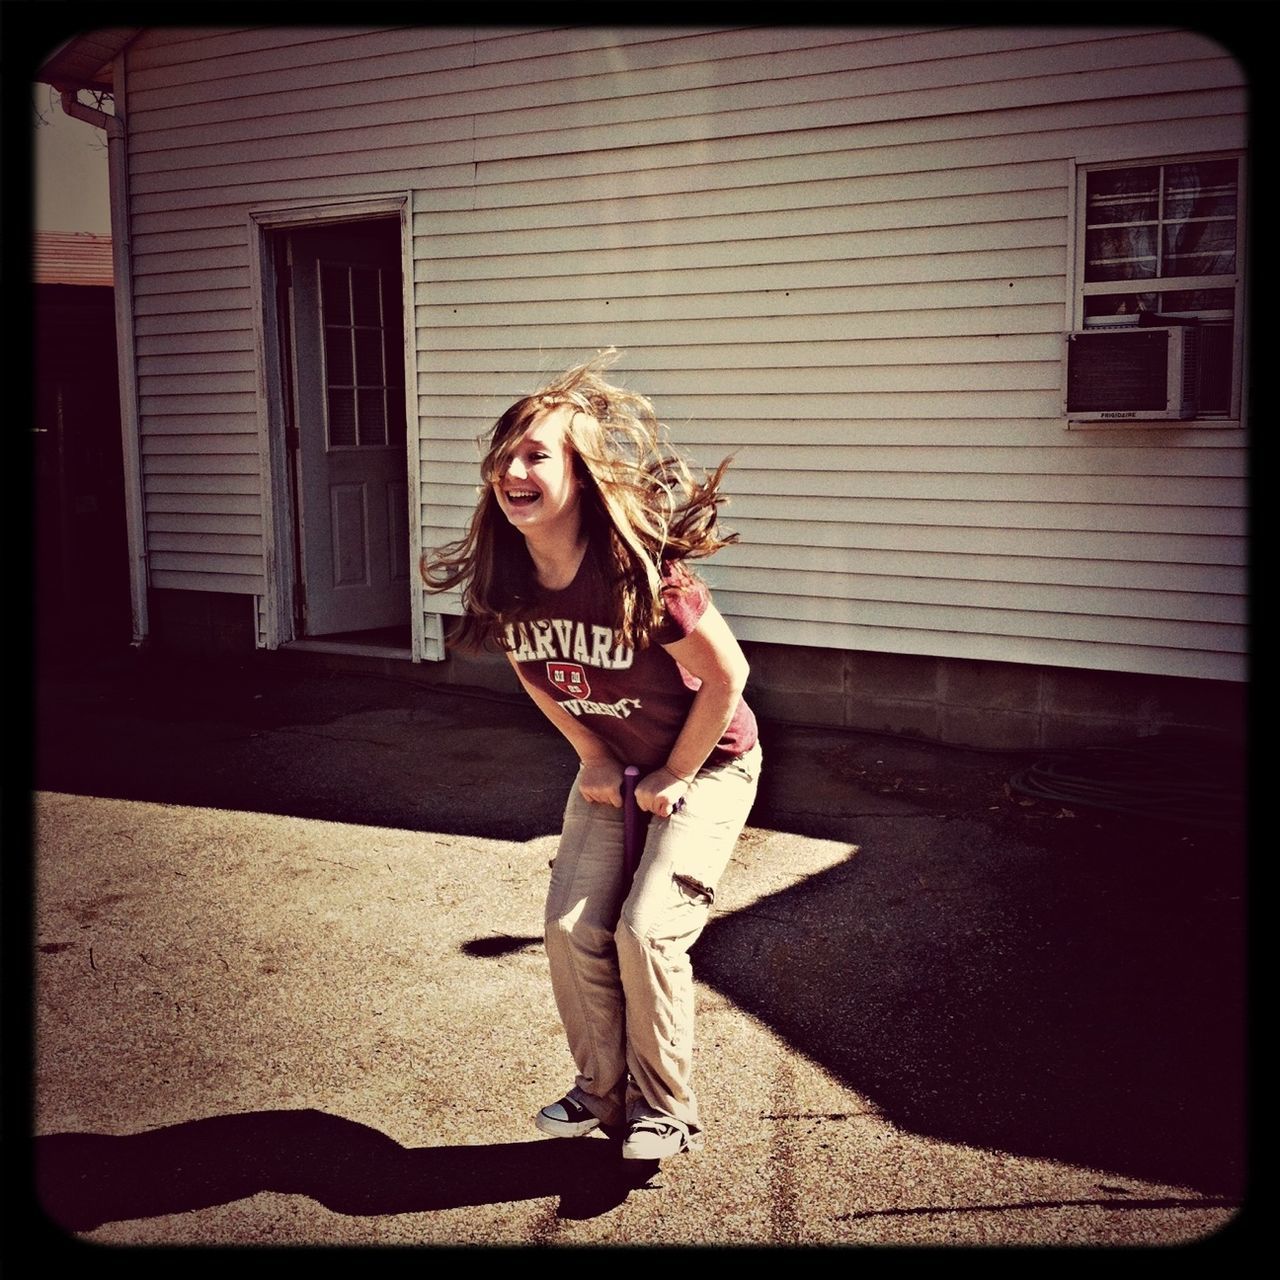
[534, 1109, 601, 1138]
[621, 1132, 688, 1160]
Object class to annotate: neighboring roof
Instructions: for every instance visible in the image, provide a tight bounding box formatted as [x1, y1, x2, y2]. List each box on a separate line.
[36, 28, 140, 91]
[34, 232, 114, 288]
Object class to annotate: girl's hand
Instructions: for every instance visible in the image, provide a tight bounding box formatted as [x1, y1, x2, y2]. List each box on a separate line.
[578, 760, 624, 807]
[635, 766, 692, 819]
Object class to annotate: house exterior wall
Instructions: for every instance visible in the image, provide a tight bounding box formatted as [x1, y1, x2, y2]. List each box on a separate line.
[119, 25, 1247, 690]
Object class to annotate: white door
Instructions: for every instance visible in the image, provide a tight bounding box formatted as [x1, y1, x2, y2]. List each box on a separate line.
[287, 221, 409, 636]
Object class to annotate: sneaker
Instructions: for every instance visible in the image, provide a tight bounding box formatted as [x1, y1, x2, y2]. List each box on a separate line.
[621, 1117, 689, 1160]
[534, 1089, 602, 1138]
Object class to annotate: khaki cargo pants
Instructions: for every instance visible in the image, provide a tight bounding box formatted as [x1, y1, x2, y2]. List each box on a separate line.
[543, 742, 762, 1141]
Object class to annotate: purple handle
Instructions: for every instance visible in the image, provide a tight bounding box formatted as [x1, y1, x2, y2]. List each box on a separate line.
[622, 765, 641, 878]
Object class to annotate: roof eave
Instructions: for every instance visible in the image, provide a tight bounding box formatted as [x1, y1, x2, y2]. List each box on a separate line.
[35, 28, 142, 94]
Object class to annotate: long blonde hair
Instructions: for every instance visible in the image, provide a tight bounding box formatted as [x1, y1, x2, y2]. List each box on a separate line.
[421, 348, 737, 652]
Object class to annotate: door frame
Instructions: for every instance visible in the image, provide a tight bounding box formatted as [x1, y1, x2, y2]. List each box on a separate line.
[248, 196, 417, 653]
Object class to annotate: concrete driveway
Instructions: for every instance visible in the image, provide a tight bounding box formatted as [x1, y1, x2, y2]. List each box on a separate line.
[28, 652, 1246, 1248]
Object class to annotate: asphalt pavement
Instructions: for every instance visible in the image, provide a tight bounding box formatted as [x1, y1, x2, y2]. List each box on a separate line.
[24, 648, 1248, 1251]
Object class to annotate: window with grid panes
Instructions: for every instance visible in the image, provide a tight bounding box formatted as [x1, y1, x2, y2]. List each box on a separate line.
[319, 261, 406, 449]
[1075, 155, 1245, 419]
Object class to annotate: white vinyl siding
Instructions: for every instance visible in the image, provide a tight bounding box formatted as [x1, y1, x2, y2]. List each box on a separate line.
[120, 24, 1247, 680]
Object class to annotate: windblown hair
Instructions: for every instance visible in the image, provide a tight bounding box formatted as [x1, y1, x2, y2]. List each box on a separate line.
[420, 348, 737, 653]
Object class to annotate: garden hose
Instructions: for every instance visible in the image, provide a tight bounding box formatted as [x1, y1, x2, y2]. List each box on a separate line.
[1007, 735, 1245, 830]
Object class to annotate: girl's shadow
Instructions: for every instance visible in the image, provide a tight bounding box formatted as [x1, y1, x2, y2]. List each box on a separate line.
[36, 1109, 656, 1233]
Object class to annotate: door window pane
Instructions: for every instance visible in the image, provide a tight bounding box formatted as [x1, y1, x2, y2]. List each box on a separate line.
[357, 390, 387, 446]
[318, 259, 401, 449]
[327, 389, 357, 447]
[324, 326, 353, 385]
[354, 328, 384, 384]
[351, 267, 383, 326]
[320, 264, 351, 325]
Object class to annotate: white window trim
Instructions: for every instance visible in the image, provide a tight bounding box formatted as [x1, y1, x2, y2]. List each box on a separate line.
[1065, 151, 1246, 431]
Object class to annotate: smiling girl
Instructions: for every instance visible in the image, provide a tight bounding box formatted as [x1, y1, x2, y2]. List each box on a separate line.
[421, 349, 761, 1160]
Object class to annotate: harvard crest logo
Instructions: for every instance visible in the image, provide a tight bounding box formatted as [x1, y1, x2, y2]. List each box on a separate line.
[547, 661, 591, 699]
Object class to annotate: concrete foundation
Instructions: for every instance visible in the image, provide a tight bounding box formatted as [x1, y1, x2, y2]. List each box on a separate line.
[738, 640, 1246, 750]
[140, 589, 1246, 751]
[270, 634, 1244, 753]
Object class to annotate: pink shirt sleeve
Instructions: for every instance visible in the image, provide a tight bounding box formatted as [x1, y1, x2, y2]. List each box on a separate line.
[652, 563, 710, 644]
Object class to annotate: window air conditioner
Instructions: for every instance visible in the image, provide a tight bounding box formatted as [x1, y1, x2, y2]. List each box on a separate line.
[1063, 325, 1201, 422]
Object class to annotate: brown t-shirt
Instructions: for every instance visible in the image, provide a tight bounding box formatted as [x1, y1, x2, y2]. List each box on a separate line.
[505, 554, 758, 772]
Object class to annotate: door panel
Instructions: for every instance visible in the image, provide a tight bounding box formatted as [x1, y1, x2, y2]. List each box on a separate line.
[331, 482, 370, 586]
[287, 221, 408, 636]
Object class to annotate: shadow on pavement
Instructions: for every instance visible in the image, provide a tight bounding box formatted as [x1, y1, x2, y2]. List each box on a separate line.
[36, 1110, 656, 1233]
[697, 813, 1246, 1198]
[462, 934, 543, 958]
[33, 655, 575, 842]
[32, 654, 1247, 1203]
